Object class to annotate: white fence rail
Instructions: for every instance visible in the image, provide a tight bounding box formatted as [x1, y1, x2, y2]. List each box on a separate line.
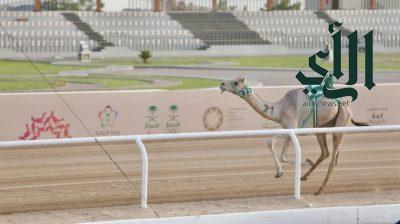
[1, 125, 400, 209]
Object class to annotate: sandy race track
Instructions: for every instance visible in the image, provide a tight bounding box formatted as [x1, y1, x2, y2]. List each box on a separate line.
[0, 132, 399, 215]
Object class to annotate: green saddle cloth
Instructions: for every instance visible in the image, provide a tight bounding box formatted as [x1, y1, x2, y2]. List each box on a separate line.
[303, 74, 339, 128]
[304, 85, 324, 128]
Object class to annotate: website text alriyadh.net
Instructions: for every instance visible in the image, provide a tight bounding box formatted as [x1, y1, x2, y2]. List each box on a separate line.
[302, 100, 350, 107]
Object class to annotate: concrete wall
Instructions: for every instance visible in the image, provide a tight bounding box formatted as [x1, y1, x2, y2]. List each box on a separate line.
[81, 204, 400, 224]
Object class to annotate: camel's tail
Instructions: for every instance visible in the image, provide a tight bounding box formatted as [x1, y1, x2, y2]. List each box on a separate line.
[351, 118, 369, 126]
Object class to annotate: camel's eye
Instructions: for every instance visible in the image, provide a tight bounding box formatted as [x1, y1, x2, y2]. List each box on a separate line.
[233, 81, 238, 86]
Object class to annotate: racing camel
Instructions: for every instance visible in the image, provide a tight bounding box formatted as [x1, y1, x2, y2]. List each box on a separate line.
[220, 76, 368, 195]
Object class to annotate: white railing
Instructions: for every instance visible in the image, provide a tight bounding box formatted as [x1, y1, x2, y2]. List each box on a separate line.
[1, 125, 400, 209]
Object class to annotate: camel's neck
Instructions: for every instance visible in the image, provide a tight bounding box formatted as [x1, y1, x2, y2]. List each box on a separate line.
[243, 92, 281, 123]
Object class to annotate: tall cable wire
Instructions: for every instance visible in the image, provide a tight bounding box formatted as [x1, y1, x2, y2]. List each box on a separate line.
[0, 21, 160, 217]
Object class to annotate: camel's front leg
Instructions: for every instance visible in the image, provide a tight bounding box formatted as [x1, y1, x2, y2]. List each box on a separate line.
[266, 137, 283, 178]
[280, 136, 313, 168]
[280, 137, 290, 163]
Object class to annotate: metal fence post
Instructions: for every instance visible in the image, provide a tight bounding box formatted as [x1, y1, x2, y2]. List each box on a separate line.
[289, 130, 301, 200]
[135, 137, 149, 209]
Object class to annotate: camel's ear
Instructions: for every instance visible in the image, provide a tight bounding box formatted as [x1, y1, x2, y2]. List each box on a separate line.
[237, 76, 246, 83]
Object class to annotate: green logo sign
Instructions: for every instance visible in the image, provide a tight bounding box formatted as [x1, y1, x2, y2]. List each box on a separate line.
[166, 104, 180, 133]
[145, 105, 160, 129]
[296, 22, 375, 102]
[98, 105, 118, 128]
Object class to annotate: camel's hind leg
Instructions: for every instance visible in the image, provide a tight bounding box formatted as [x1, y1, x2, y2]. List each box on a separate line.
[301, 133, 329, 181]
[335, 149, 340, 166]
[314, 132, 344, 195]
[314, 106, 350, 195]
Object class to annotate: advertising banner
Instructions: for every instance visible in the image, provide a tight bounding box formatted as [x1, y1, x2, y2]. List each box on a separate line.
[0, 84, 398, 141]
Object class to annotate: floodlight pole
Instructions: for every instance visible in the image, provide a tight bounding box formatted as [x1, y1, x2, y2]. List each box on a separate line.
[154, 0, 161, 12]
[267, 0, 274, 10]
[319, 0, 325, 10]
[370, 0, 377, 9]
[34, 0, 41, 11]
[212, 0, 217, 11]
[95, 0, 102, 12]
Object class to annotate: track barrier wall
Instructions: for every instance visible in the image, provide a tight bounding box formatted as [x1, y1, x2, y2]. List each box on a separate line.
[80, 204, 400, 224]
[0, 84, 400, 209]
[0, 84, 398, 141]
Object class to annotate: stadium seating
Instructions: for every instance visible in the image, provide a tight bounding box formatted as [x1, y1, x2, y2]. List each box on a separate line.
[0, 11, 89, 52]
[234, 10, 328, 49]
[326, 9, 400, 48]
[77, 11, 205, 51]
[234, 9, 400, 49]
[0, 10, 205, 52]
[168, 12, 270, 46]
[0, 9, 400, 54]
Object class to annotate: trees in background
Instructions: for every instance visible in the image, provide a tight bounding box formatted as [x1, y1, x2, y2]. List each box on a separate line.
[42, 0, 94, 11]
[264, 0, 301, 11]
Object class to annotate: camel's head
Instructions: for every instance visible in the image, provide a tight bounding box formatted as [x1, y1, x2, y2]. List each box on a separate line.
[220, 76, 252, 98]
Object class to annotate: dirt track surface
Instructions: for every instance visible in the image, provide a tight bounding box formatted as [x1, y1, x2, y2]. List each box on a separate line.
[0, 132, 399, 215]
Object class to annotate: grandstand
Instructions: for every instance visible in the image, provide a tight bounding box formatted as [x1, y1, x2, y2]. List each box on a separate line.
[76, 11, 204, 51]
[168, 12, 269, 46]
[326, 9, 400, 48]
[0, 0, 399, 56]
[0, 11, 90, 52]
[1, 1, 400, 223]
[235, 10, 328, 49]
